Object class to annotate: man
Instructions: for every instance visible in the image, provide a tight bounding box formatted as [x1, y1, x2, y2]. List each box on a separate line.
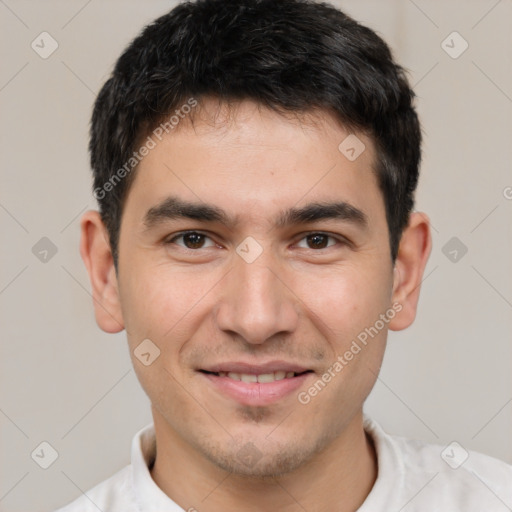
[56, 0, 512, 510]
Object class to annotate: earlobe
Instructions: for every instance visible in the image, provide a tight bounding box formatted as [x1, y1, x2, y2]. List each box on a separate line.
[389, 212, 432, 331]
[79, 210, 125, 333]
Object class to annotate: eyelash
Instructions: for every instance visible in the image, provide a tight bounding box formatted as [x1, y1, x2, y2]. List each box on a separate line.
[164, 231, 349, 251]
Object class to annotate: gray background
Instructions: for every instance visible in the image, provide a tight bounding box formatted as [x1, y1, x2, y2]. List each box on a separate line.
[1, 1, 511, 510]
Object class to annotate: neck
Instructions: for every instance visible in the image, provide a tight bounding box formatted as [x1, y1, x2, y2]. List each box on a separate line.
[149, 410, 377, 512]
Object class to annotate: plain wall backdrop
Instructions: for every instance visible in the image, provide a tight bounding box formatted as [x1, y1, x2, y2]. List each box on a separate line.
[1, 1, 511, 510]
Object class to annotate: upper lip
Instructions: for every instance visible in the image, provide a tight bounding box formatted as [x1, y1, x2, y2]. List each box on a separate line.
[199, 361, 312, 374]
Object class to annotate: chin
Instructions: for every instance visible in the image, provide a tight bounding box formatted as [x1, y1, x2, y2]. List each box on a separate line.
[206, 448, 307, 479]
[196, 428, 334, 479]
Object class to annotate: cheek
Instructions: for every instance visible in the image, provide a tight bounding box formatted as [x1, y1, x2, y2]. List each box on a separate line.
[120, 264, 206, 347]
[294, 263, 392, 341]
[298, 267, 391, 414]
[119, 266, 207, 408]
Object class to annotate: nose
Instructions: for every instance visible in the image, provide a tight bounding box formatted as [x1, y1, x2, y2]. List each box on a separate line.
[215, 250, 299, 345]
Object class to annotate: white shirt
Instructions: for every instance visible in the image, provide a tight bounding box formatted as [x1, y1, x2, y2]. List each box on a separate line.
[55, 416, 512, 511]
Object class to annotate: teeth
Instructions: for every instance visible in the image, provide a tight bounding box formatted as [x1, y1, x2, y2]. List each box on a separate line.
[218, 371, 297, 382]
[241, 374, 258, 383]
[257, 373, 275, 383]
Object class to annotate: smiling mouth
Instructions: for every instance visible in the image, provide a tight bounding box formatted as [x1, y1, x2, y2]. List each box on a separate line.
[199, 369, 313, 383]
[198, 367, 314, 406]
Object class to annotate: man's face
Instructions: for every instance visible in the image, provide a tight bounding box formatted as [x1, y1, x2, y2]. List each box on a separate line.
[116, 100, 395, 476]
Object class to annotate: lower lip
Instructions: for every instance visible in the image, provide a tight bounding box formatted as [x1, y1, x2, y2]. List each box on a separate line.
[200, 372, 312, 406]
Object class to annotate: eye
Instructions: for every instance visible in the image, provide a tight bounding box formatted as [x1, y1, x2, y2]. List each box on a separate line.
[295, 233, 341, 250]
[166, 231, 216, 250]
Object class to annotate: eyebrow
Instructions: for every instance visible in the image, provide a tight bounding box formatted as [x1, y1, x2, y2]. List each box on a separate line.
[143, 196, 368, 230]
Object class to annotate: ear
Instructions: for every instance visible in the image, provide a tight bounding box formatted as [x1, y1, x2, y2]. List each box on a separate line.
[79, 210, 124, 333]
[388, 212, 432, 331]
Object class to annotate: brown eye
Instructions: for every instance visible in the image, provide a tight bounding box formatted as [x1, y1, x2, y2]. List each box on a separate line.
[296, 233, 338, 250]
[307, 234, 329, 249]
[182, 233, 205, 248]
[167, 231, 215, 249]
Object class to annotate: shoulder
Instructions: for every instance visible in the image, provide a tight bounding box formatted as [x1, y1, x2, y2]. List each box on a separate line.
[53, 465, 137, 512]
[400, 435, 512, 501]
[367, 417, 512, 509]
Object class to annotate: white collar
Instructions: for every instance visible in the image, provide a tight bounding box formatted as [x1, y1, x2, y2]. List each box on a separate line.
[130, 423, 183, 511]
[129, 415, 403, 510]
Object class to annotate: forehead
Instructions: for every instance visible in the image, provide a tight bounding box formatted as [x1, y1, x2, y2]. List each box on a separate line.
[123, 99, 385, 230]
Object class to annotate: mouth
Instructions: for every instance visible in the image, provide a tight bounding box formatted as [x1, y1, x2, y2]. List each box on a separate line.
[199, 369, 312, 383]
[197, 363, 314, 406]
